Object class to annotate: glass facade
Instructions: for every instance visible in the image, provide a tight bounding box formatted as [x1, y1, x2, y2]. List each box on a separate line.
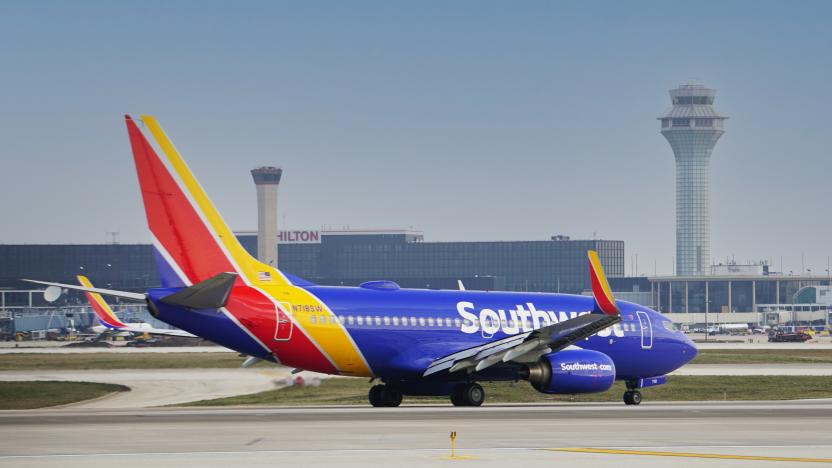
[1, 235, 625, 295]
[0, 244, 156, 292]
[660, 84, 727, 276]
[649, 277, 832, 313]
[276, 235, 625, 294]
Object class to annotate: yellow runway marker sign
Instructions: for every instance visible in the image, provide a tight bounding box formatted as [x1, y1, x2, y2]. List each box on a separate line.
[545, 448, 832, 464]
[438, 431, 477, 461]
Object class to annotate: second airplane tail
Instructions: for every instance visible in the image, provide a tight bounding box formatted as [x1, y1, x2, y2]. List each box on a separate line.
[77, 275, 127, 329]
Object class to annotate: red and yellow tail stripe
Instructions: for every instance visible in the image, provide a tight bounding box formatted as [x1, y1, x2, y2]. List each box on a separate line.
[588, 250, 619, 316]
[128, 115, 372, 376]
[77, 275, 127, 329]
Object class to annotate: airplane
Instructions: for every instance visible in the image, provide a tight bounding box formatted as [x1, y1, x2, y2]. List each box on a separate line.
[26, 114, 697, 407]
[77, 275, 194, 338]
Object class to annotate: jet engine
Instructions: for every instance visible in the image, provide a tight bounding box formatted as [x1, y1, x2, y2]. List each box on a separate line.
[522, 349, 616, 394]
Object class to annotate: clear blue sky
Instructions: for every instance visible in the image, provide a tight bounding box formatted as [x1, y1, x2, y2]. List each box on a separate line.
[1, 1, 830, 276]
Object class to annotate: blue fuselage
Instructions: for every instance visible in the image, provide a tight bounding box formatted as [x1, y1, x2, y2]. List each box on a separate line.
[150, 283, 698, 383]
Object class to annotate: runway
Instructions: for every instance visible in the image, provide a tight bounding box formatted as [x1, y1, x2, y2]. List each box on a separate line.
[1, 401, 830, 467]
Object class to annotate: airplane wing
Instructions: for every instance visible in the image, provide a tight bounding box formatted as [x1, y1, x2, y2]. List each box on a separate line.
[77, 275, 196, 338]
[23, 279, 146, 301]
[423, 250, 621, 377]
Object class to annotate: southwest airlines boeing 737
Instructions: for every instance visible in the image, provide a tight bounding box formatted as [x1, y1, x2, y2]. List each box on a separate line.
[27, 115, 697, 407]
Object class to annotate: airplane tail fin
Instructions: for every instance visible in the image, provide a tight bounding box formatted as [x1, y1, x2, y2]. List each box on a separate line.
[588, 250, 620, 316]
[125, 115, 288, 289]
[77, 275, 127, 329]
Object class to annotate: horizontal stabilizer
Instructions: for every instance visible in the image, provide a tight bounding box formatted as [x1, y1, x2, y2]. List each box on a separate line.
[160, 272, 237, 309]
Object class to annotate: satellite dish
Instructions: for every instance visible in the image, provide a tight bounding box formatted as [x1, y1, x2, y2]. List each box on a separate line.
[43, 286, 62, 303]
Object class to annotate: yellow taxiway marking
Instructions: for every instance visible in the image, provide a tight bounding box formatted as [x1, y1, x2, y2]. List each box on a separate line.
[545, 448, 832, 463]
[437, 455, 479, 461]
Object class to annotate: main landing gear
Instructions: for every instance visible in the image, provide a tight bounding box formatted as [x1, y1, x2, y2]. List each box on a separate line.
[450, 383, 485, 407]
[369, 384, 402, 407]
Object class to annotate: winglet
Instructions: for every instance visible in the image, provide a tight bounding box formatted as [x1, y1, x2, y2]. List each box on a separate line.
[588, 250, 619, 316]
[77, 275, 128, 329]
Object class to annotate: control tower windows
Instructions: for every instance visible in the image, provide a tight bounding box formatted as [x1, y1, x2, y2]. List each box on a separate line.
[674, 96, 713, 105]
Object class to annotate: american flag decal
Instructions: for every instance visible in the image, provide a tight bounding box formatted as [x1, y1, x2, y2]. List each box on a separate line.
[258, 271, 272, 281]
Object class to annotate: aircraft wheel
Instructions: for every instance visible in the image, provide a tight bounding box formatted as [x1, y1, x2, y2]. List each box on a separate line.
[459, 383, 484, 407]
[623, 390, 642, 405]
[382, 385, 403, 407]
[369, 384, 385, 407]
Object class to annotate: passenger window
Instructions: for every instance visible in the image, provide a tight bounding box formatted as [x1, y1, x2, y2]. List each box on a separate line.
[410, 317, 417, 326]
[374, 317, 382, 326]
[310, 315, 317, 324]
[383, 316, 391, 326]
[418, 317, 426, 327]
[454, 318, 461, 327]
[338, 315, 345, 324]
[356, 316, 364, 325]
[392, 317, 399, 326]
[365, 316, 372, 326]
[427, 317, 435, 327]
[347, 316, 354, 325]
[445, 318, 452, 327]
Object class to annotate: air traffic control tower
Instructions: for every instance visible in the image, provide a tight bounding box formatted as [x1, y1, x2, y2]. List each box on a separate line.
[659, 83, 727, 276]
[251, 166, 283, 267]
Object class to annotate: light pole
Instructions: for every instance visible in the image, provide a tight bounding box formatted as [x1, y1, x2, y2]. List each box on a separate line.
[705, 299, 711, 341]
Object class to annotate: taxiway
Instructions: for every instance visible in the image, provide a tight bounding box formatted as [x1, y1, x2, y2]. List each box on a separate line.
[1, 401, 830, 467]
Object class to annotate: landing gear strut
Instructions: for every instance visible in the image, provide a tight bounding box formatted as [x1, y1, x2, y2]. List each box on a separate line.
[450, 383, 485, 407]
[368, 384, 402, 407]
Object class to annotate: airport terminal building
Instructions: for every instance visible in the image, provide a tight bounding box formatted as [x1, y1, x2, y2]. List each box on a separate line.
[0, 230, 625, 299]
[0, 231, 622, 335]
[608, 264, 832, 328]
[4, 233, 828, 331]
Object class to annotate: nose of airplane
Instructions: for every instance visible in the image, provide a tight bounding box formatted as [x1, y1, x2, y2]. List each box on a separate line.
[679, 333, 698, 365]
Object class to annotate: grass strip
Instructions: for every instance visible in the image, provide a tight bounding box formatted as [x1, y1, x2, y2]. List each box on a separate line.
[0, 352, 249, 370]
[1, 349, 832, 370]
[691, 349, 832, 364]
[183, 375, 832, 406]
[0, 381, 129, 409]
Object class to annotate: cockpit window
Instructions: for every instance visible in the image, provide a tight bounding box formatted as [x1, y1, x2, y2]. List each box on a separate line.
[662, 321, 680, 332]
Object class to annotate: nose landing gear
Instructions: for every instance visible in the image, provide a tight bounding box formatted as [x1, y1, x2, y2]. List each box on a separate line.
[368, 384, 402, 407]
[623, 380, 642, 405]
[623, 390, 642, 405]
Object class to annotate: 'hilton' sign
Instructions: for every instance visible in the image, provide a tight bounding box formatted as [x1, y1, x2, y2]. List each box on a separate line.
[278, 230, 321, 244]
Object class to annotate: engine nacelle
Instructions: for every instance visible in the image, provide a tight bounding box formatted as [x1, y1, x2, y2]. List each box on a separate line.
[524, 349, 616, 394]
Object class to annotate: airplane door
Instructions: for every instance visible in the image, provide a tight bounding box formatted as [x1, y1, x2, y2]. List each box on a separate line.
[636, 311, 653, 349]
[274, 302, 293, 342]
